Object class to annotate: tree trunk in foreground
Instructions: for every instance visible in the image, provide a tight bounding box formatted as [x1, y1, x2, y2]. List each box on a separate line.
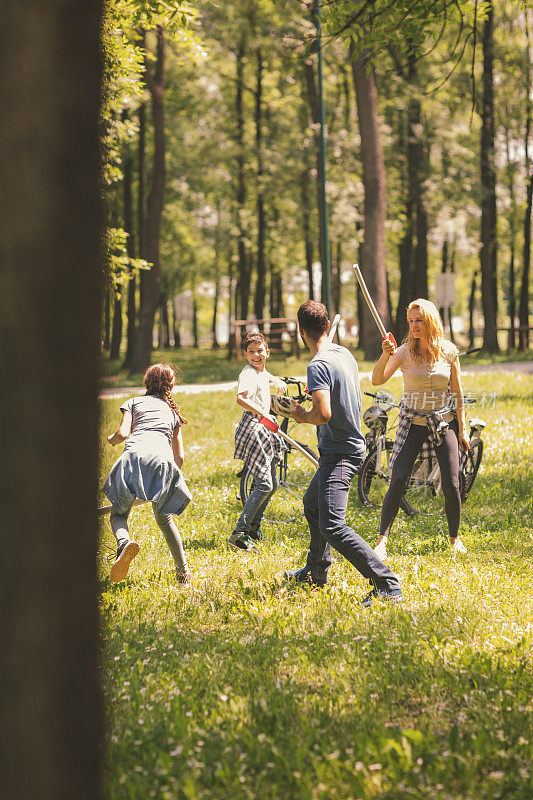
[350, 40, 390, 360]
[0, 3, 103, 798]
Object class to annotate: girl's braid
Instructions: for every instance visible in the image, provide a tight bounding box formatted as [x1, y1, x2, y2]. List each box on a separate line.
[143, 363, 188, 425]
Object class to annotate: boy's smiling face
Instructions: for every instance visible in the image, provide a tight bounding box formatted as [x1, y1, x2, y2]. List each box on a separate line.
[244, 341, 269, 371]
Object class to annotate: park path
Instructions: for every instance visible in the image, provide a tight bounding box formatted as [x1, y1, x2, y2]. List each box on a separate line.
[99, 361, 532, 400]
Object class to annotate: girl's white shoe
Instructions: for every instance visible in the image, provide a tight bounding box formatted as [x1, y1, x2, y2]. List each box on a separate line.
[452, 537, 467, 554]
[374, 540, 388, 561]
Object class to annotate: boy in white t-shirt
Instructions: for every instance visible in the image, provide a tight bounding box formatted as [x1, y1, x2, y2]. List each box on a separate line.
[229, 332, 287, 552]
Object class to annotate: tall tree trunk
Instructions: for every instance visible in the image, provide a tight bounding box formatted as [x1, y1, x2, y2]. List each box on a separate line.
[480, 2, 499, 352]
[395, 55, 429, 334]
[137, 98, 147, 292]
[332, 240, 341, 309]
[332, 240, 342, 343]
[173, 305, 181, 350]
[304, 58, 327, 294]
[122, 118, 136, 369]
[159, 292, 169, 348]
[212, 276, 220, 349]
[254, 48, 266, 322]
[110, 294, 122, 359]
[448, 242, 456, 344]
[519, 9, 532, 351]
[302, 178, 315, 300]
[299, 91, 315, 300]
[235, 36, 249, 321]
[227, 255, 235, 359]
[407, 54, 428, 301]
[131, 27, 166, 372]
[439, 237, 448, 322]
[519, 174, 532, 350]
[469, 272, 478, 349]
[350, 40, 389, 359]
[0, 3, 102, 798]
[192, 291, 199, 348]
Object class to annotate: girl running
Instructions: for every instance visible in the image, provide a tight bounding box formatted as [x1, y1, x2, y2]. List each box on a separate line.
[103, 363, 193, 583]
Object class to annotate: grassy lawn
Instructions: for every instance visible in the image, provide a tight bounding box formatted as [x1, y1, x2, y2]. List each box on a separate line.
[98, 373, 532, 799]
[99, 344, 532, 389]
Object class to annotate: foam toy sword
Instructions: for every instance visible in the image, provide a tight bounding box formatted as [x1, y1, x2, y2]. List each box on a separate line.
[353, 264, 396, 350]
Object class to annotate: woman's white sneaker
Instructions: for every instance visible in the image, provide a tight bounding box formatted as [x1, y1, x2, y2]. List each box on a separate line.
[452, 537, 467, 553]
[374, 540, 388, 561]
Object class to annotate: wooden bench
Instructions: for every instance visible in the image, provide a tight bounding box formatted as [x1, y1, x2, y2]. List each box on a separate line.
[231, 318, 300, 358]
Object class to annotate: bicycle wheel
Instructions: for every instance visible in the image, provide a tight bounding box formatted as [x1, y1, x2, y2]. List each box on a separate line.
[239, 441, 318, 522]
[460, 437, 483, 501]
[358, 440, 394, 508]
[401, 448, 464, 517]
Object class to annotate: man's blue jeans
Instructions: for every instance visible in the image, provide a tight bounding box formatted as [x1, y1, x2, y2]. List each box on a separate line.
[236, 459, 278, 533]
[303, 454, 401, 590]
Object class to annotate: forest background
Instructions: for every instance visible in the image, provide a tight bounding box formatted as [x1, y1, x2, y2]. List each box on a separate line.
[101, 0, 532, 379]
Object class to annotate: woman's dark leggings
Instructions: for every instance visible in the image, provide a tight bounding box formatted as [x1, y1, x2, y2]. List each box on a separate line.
[380, 418, 461, 538]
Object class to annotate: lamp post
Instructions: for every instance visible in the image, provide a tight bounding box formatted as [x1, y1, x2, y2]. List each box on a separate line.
[314, 0, 331, 317]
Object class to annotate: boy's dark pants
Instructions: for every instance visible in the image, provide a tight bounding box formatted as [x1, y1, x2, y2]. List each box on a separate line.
[303, 454, 402, 590]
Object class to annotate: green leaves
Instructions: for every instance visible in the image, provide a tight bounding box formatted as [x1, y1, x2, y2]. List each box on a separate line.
[105, 227, 152, 294]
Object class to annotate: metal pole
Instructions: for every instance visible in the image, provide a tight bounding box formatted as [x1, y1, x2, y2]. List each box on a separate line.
[314, 0, 331, 317]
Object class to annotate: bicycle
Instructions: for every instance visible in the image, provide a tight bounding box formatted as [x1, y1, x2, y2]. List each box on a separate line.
[238, 377, 319, 519]
[357, 390, 486, 516]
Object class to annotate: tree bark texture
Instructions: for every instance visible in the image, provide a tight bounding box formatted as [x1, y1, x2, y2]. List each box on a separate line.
[519, 11, 532, 351]
[235, 36, 250, 321]
[122, 129, 137, 368]
[304, 58, 327, 292]
[395, 56, 429, 338]
[469, 272, 478, 349]
[350, 40, 389, 359]
[132, 27, 166, 371]
[0, 3, 103, 798]
[298, 91, 315, 300]
[110, 294, 123, 359]
[254, 48, 266, 322]
[519, 173, 532, 350]
[480, 3, 500, 352]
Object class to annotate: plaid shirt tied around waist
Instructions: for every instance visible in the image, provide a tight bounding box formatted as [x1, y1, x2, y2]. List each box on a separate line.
[234, 411, 288, 481]
[389, 403, 467, 476]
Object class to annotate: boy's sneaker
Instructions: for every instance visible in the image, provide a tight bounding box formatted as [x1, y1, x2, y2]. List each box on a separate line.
[227, 531, 260, 554]
[176, 568, 193, 584]
[110, 540, 140, 583]
[373, 540, 388, 560]
[248, 527, 264, 542]
[360, 587, 404, 607]
[283, 566, 327, 588]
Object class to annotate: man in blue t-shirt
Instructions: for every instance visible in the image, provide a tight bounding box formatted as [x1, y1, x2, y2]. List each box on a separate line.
[284, 300, 404, 606]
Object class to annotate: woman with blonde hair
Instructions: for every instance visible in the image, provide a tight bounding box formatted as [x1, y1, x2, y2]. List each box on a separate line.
[371, 299, 469, 559]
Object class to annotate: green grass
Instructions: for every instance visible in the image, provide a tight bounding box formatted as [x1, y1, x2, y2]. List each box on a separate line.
[99, 373, 533, 799]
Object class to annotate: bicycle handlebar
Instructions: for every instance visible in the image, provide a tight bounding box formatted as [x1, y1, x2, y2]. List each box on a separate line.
[281, 376, 310, 402]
